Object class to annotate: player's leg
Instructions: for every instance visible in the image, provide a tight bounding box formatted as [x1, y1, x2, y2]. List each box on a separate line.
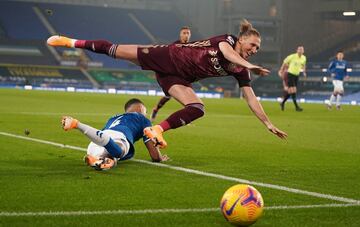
[328, 89, 337, 110]
[291, 88, 302, 111]
[47, 35, 140, 65]
[151, 96, 171, 122]
[144, 85, 205, 148]
[336, 81, 344, 110]
[61, 116, 124, 159]
[333, 80, 344, 110]
[281, 76, 293, 111]
[291, 76, 302, 111]
[282, 80, 288, 100]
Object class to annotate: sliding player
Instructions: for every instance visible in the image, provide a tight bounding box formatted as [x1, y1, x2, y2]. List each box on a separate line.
[61, 98, 168, 171]
[151, 26, 192, 122]
[48, 19, 287, 149]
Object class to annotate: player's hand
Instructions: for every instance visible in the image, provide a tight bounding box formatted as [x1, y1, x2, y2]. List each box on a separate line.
[331, 73, 335, 77]
[267, 124, 288, 140]
[345, 75, 350, 81]
[249, 65, 270, 76]
[160, 154, 170, 162]
[303, 72, 307, 77]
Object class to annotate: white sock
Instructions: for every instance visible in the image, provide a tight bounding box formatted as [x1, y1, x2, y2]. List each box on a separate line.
[336, 94, 342, 107]
[329, 94, 335, 106]
[70, 39, 77, 48]
[77, 122, 110, 146]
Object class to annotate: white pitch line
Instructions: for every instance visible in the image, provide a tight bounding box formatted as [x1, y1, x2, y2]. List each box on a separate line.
[0, 203, 359, 217]
[1, 131, 360, 204]
[0, 112, 109, 116]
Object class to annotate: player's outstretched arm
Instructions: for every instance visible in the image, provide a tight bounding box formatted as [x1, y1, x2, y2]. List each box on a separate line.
[145, 140, 170, 162]
[219, 42, 269, 76]
[242, 86, 288, 139]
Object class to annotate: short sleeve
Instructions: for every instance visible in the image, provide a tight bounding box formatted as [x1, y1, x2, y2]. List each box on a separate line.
[328, 61, 334, 72]
[303, 56, 307, 65]
[211, 34, 237, 49]
[283, 54, 292, 64]
[234, 69, 251, 87]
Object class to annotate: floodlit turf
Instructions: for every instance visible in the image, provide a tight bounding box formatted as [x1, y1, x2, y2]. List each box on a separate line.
[0, 88, 359, 226]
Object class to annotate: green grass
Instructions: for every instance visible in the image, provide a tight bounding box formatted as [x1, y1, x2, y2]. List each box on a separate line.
[0, 88, 359, 226]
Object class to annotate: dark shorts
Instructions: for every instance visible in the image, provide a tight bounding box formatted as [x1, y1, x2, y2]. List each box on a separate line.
[155, 73, 192, 96]
[287, 73, 299, 87]
[137, 46, 191, 96]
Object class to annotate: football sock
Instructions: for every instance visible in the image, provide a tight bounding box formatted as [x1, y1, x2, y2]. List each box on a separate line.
[74, 40, 118, 58]
[336, 94, 342, 107]
[77, 122, 110, 146]
[329, 94, 336, 106]
[281, 94, 290, 105]
[159, 103, 205, 131]
[291, 93, 299, 108]
[156, 96, 171, 110]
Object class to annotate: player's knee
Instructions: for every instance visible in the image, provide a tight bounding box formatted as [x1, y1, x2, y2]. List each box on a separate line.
[186, 103, 205, 118]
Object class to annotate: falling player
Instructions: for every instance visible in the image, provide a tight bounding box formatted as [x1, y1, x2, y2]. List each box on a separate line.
[151, 26, 192, 122]
[327, 50, 349, 110]
[61, 98, 169, 171]
[48, 19, 288, 149]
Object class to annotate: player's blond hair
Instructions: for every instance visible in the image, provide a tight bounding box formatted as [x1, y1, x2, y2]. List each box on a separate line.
[238, 19, 260, 38]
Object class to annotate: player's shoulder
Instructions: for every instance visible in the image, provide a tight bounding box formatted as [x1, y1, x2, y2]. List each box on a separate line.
[210, 34, 237, 46]
[127, 112, 151, 122]
[289, 53, 296, 58]
[284, 53, 294, 60]
[108, 113, 123, 120]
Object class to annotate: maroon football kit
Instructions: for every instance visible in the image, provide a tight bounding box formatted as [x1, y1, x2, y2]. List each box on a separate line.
[137, 34, 251, 95]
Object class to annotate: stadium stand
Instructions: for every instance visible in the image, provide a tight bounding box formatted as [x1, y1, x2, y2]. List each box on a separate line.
[0, 1, 358, 101]
[88, 69, 160, 91]
[310, 34, 360, 62]
[0, 1, 49, 40]
[0, 64, 93, 88]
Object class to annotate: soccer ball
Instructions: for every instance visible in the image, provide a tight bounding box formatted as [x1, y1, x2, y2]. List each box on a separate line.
[220, 184, 264, 226]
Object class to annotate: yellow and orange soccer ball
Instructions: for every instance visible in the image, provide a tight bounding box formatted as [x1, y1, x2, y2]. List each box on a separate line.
[220, 184, 264, 226]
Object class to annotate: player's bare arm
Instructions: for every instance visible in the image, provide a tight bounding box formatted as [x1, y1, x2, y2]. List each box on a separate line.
[278, 63, 288, 77]
[145, 140, 169, 162]
[219, 42, 269, 76]
[242, 86, 288, 139]
[302, 64, 307, 77]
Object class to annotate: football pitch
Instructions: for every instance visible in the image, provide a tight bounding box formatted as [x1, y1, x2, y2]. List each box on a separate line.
[0, 88, 359, 226]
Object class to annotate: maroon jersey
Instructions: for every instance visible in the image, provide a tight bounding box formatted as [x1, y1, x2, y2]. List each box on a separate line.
[169, 34, 251, 87]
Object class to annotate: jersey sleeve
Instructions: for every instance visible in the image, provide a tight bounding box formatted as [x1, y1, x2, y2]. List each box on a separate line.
[328, 60, 335, 73]
[142, 117, 152, 143]
[283, 54, 293, 64]
[233, 69, 251, 87]
[210, 34, 237, 48]
[303, 56, 307, 66]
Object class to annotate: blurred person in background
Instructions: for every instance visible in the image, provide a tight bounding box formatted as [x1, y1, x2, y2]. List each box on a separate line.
[327, 50, 349, 110]
[278, 46, 307, 112]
